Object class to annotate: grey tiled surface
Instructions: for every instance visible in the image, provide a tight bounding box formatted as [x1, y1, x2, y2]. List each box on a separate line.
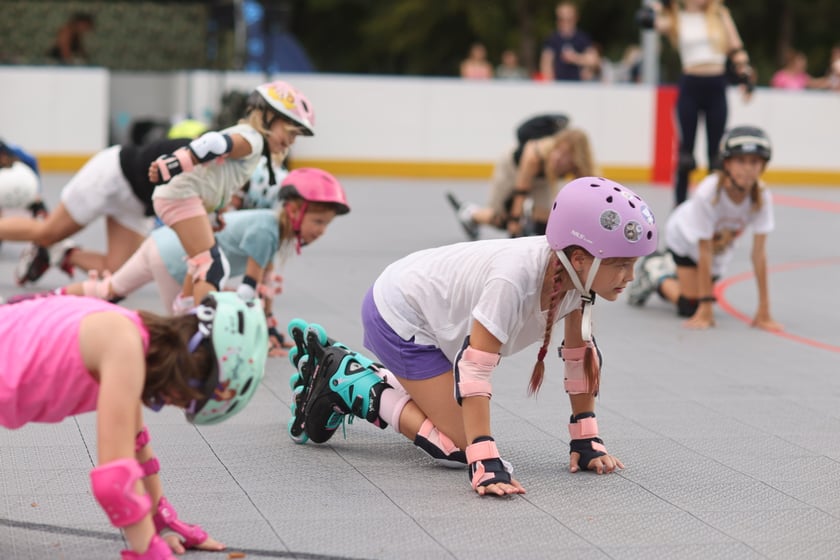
[1, 174, 839, 559]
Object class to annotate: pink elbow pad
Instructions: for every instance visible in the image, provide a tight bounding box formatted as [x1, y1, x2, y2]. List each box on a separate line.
[561, 344, 593, 394]
[90, 458, 151, 528]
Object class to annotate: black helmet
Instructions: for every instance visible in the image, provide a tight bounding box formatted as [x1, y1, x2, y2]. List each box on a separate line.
[719, 126, 772, 162]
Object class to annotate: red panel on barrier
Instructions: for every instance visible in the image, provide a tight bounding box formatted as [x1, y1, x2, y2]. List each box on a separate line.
[652, 85, 678, 184]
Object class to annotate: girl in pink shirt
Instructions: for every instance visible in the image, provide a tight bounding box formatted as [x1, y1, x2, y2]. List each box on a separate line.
[0, 292, 268, 559]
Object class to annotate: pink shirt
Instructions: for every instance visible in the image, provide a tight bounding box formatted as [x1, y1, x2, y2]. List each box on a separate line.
[770, 70, 808, 90]
[0, 296, 150, 429]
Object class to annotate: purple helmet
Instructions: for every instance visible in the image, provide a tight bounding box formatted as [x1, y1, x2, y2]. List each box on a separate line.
[546, 177, 657, 258]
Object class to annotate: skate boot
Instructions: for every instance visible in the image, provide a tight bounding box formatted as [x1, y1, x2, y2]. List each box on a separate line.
[627, 251, 675, 306]
[445, 192, 479, 241]
[14, 243, 50, 285]
[287, 318, 390, 445]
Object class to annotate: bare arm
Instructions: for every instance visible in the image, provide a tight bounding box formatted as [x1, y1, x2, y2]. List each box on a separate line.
[539, 48, 555, 81]
[750, 233, 782, 331]
[80, 312, 156, 553]
[685, 239, 716, 328]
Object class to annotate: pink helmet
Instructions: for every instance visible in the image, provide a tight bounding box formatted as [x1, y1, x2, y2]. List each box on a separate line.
[279, 168, 350, 215]
[254, 81, 315, 136]
[546, 177, 657, 258]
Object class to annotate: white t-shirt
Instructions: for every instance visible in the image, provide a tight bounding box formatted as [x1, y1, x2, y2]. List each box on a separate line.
[372, 236, 582, 362]
[666, 174, 774, 276]
[152, 123, 264, 212]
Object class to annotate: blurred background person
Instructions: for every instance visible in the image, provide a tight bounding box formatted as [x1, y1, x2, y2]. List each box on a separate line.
[495, 49, 528, 80]
[460, 42, 493, 80]
[47, 12, 95, 65]
[539, 2, 599, 82]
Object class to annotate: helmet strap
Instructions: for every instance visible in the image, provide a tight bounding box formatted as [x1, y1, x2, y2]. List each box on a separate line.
[555, 251, 600, 341]
[285, 201, 308, 255]
[261, 141, 277, 186]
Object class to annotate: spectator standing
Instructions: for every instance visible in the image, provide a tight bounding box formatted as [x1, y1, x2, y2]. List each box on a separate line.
[47, 12, 95, 65]
[770, 49, 816, 90]
[460, 43, 494, 80]
[495, 49, 529, 80]
[539, 3, 599, 81]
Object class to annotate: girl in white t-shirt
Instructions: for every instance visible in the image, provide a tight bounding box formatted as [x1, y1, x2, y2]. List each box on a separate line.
[628, 125, 781, 331]
[287, 177, 658, 497]
[147, 80, 315, 305]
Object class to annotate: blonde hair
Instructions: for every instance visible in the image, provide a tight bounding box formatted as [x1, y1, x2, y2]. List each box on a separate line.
[666, 1, 727, 54]
[544, 128, 596, 186]
[242, 109, 272, 137]
[527, 248, 601, 396]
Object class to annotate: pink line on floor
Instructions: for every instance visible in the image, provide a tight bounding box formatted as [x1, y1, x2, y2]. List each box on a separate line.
[714, 258, 840, 353]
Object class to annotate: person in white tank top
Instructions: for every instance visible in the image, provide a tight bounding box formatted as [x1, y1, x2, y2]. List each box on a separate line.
[641, 0, 754, 205]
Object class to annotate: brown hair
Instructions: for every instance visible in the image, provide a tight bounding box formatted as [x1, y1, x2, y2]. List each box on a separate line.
[277, 199, 340, 242]
[138, 311, 216, 408]
[527, 247, 601, 396]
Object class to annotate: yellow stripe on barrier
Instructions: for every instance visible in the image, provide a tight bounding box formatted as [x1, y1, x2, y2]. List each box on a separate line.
[38, 154, 840, 186]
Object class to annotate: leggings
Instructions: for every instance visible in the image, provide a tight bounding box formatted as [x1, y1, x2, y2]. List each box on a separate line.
[674, 74, 728, 205]
[110, 236, 183, 313]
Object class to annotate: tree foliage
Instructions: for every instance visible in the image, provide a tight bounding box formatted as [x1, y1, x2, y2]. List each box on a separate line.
[287, 0, 840, 84]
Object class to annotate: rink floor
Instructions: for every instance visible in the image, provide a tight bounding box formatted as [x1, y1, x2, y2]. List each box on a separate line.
[1, 174, 839, 560]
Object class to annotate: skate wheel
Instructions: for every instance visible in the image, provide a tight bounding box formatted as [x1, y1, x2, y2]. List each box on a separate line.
[288, 372, 301, 390]
[306, 323, 328, 345]
[288, 346, 299, 368]
[287, 318, 309, 340]
[287, 417, 308, 444]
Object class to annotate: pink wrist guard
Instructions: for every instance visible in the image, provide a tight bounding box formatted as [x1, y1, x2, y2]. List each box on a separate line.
[120, 534, 174, 560]
[153, 496, 208, 549]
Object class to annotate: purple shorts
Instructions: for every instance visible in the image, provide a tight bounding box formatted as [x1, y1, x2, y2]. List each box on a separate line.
[361, 287, 452, 380]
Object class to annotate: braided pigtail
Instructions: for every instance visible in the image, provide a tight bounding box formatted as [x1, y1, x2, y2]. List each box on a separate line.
[528, 253, 564, 396]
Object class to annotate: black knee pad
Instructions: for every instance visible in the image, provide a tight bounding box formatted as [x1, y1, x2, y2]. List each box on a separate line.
[677, 151, 696, 173]
[677, 296, 698, 317]
[205, 243, 229, 290]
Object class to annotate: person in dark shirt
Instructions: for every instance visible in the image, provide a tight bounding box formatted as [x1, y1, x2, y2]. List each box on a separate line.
[48, 12, 95, 65]
[539, 2, 599, 81]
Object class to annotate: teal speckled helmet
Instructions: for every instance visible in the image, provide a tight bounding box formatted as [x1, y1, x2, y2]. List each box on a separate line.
[186, 292, 268, 425]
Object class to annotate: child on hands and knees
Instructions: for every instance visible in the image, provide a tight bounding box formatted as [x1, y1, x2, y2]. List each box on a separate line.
[0, 292, 268, 558]
[287, 177, 658, 496]
[148, 81, 315, 305]
[627, 125, 782, 331]
[42, 168, 350, 358]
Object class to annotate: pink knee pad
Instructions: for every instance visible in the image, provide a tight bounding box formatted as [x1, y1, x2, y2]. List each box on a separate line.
[82, 270, 114, 299]
[90, 458, 151, 528]
[186, 244, 229, 288]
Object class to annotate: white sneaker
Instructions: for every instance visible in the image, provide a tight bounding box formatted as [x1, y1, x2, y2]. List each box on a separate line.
[627, 252, 663, 306]
[445, 192, 479, 241]
[48, 239, 78, 278]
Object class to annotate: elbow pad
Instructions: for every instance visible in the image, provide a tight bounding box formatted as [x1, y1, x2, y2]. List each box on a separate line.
[189, 131, 233, 163]
[453, 339, 500, 405]
[90, 458, 151, 528]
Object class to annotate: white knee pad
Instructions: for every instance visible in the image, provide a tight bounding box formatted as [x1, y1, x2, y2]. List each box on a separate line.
[0, 162, 39, 209]
[453, 342, 500, 404]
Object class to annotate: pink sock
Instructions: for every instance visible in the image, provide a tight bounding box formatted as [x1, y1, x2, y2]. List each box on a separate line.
[377, 387, 412, 434]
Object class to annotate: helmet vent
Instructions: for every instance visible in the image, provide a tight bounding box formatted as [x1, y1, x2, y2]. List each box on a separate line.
[590, 182, 601, 188]
[240, 378, 253, 394]
[606, 195, 613, 203]
[628, 200, 636, 208]
[237, 311, 245, 334]
[225, 401, 239, 416]
[646, 231, 653, 240]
